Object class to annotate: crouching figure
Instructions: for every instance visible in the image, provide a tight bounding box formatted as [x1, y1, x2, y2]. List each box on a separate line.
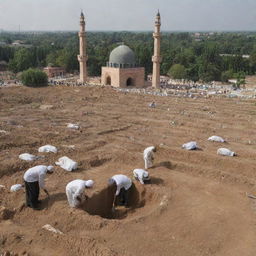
[133, 168, 150, 184]
[66, 179, 94, 208]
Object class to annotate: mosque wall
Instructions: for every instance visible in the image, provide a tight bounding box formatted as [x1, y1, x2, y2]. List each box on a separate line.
[101, 67, 120, 87]
[119, 68, 145, 88]
[101, 67, 145, 88]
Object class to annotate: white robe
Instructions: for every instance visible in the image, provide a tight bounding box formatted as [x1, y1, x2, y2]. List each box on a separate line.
[55, 156, 78, 172]
[19, 153, 38, 161]
[38, 145, 58, 153]
[66, 179, 88, 208]
[110, 175, 132, 196]
[133, 169, 149, 184]
[208, 136, 225, 143]
[182, 141, 198, 150]
[23, 165, 48, 189]
[143, 146, 155, 169]
[217, 148, 236, 157]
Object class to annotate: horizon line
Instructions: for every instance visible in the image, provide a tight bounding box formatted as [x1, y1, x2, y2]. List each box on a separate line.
[1, 29, 256, 33]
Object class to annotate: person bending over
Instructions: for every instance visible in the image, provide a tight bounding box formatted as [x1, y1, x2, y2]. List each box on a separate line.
[133, 168, 150, 184]
[23, 165, 54, 210]
[108, 174, 132, 209]
[66, 179, 94, 208]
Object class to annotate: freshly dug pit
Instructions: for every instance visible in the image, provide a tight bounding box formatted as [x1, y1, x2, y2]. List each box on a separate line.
[81, 183, 148, 219]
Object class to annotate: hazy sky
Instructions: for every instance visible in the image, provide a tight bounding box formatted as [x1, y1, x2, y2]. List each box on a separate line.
[0, 0, 256, 31]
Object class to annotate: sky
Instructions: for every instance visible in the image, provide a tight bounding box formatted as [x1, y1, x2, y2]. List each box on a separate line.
[0, 0, 256, 31]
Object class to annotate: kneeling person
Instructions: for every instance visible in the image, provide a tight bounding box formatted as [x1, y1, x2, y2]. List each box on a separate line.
[66, 179, 94, 208]
[108, 174, 132, 208]
[133, 169, 150, 184]
[23, 165, 54, 210]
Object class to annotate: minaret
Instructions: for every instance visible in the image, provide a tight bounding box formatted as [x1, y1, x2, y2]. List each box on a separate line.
[152, 10, 162, 88]
[77, 11, 87, 83]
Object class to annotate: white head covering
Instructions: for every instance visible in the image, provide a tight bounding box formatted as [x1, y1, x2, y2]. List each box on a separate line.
[143, 171, 150, 180]
[85, 180, 94, 188]
[108, 178, 115, 185]
[47, 165, 54, 172]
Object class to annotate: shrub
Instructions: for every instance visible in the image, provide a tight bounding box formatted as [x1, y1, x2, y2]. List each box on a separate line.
[168, 64, 186, 79]
[221, 70, 233, 82]
[21, 68, 48, 87]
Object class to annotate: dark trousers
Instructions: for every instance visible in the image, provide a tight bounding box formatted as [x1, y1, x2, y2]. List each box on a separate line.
[115, 188, 129, 207]
[24, 180, 40, 209]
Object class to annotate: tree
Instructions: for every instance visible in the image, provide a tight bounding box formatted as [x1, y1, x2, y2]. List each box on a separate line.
[233, 71, 246, 89]
[8, 48, 36, 73]
[21, 68, 48, 87]
[45, 52, 58, 66]
[249, 51, 256, 74]
[56, 48, 79, 72]
[168, 64, 186, 79]
[221, 70, 233, 82]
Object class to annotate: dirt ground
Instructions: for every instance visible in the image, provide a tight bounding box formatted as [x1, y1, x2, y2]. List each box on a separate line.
[1, 85, 256, 256]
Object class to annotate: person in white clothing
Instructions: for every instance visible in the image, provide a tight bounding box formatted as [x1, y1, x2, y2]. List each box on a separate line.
[108, 174, 132, 208]
[143, 146, 156, 169]
[23, 165, 54, 210]
[133, 169, 150, 184]
[66, 179, 94, 208]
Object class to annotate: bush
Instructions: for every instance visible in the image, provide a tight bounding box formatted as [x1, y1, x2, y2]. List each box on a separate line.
[21, 68, 48, 87]
[168, 64, 186, 79]
[221, 70, 233, 82]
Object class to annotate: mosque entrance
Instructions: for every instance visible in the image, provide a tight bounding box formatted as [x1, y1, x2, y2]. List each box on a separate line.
[126, 77, 133, 86]
[106, 76, 111, 85]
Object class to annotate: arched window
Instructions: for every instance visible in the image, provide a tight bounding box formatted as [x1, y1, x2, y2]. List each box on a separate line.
[126, 77, 133, 86]
[106, 76, 111, 85]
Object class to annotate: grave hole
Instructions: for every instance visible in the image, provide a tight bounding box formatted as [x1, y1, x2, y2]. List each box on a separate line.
[81, 183, 153, 219]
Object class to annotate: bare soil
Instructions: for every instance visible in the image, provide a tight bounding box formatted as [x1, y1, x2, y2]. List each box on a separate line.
[0, 86, 256, 256]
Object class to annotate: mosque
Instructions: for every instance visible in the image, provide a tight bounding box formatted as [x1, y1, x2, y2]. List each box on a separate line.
[77, 11, 161, 88]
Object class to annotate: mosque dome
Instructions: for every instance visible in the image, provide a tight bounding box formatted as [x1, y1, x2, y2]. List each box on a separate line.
[108, 45, 136, 68]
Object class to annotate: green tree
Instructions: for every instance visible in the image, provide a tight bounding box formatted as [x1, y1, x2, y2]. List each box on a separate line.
[46, 52, 58, 66]
[249, 51, 256, 74]
[221, 70, 233, 82]
[8, 48, 36, 73]
[168, 64, 186, 79]
[56, 48, 78, 72]
[21, 68, 48, 87]
[233, 71, 246, 89]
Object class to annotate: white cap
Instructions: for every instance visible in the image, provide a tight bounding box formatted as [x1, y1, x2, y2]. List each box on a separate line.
[108, 178, 115, 185]
[47, 165, 54, 172]
[144, 171, 150, 180]
[85, 180, 94, 188]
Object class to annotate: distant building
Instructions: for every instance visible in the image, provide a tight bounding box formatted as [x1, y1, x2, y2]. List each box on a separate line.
[43, 66, 66, 78]
[101, 44, 145, 88]
[12, 40, 25, 46]
[148, 75, 169, 83]
[11, 40, 32, 48]
[220, 54, 250, 59]
[228, 79, 237, 84]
